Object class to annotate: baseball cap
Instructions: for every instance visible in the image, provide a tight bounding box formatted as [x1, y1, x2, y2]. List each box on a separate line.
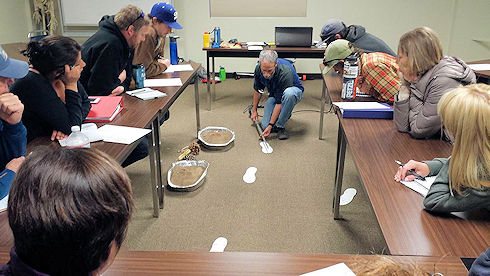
[0, 45, 28, 79]
[150, 2, 182, 29]
[320, 19, 345, 41]
[322, 39, 353, 75]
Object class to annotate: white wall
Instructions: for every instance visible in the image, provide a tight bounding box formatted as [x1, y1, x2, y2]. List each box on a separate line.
[173, 0, 490, 73]
[1, 0, 488, 73]
[0, 0, 32, 43]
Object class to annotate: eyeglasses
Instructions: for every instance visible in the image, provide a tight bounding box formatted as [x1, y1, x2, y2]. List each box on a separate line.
[126, 12, 145, 30]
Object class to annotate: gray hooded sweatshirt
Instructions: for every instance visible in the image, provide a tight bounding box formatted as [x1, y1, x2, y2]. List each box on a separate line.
[394, 56, 476, 139]
[344, 25, 396, 56]
[424, 158, 490, 213]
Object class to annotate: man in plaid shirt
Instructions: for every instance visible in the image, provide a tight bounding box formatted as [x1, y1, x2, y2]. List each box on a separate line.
[323, 39, 399, 103]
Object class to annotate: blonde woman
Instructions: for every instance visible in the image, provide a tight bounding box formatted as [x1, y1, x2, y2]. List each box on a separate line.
[394, 84, 490, 213]
[394, 27, 476, 139]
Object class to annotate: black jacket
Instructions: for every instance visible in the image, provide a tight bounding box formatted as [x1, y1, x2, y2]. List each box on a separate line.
[11, 72, 91, 143]
[80, 15, 133, 96]
[344, 25, 396, 56]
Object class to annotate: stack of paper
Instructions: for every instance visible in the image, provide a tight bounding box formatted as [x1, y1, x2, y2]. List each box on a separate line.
[401, 176, 436, 196]
[468, 64, 490, 71]
[163, 64, 194, 73]
[126, 87, 167, 100]
[97, 125, 151, 144]
[144, 78, 182, 87]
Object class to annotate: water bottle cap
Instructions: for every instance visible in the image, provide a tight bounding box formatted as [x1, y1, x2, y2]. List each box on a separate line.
[71, 126, 80, 132]
[204, 32, 209, 34]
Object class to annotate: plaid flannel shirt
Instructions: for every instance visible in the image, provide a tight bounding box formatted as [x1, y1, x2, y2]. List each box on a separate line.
[360, 52, 400, 103]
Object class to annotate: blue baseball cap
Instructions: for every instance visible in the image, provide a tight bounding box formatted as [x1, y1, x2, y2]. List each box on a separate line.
[0, 45, 28, 79]
[150, 2, 182, 29]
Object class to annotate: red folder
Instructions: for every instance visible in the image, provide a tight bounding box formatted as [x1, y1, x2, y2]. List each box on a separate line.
[85, 96, 124, 123]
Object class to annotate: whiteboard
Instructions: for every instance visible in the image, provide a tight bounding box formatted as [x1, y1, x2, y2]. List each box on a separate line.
[59, 0, 170, 26]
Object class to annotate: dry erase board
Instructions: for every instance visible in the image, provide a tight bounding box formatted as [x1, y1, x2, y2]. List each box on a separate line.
[59, 0, 171, 26]
[209, 0, 307, 17]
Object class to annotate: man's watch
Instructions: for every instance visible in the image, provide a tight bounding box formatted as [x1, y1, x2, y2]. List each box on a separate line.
[268, 123, 275, 127]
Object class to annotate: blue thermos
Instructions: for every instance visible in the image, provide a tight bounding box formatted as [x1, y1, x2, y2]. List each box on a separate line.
[212, 27, 221, 48]
[169, 35, 179, 65]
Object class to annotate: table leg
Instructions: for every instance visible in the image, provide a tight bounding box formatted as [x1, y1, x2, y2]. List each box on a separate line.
[194, 74, 201, 136]
[212, 56, 216, 101]
[206, 52, 211, 111]
[148, 118, 161, 217]
[319, 78, 327, 140]
[333, 121, 346, 219]
[154, 116, 163, 209]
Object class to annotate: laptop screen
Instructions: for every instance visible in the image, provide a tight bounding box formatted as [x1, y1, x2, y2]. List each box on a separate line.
[275, 27, 313, 47]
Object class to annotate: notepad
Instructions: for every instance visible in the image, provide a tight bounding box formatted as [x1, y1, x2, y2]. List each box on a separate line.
[0, 195, 8, 212]
[126, 88, 167, 100]
[144, 78, 182, 87]
[333, 102, 393, 119]
[163, 64, 194, 73]
[300, 263, 355, 276]
[400, 176, 436, 196]
[97, 125, 151, 144]
[468, 64, 490, 71]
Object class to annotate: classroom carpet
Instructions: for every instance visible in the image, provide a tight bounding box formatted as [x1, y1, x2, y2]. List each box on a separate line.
[122, 78, 388, 254]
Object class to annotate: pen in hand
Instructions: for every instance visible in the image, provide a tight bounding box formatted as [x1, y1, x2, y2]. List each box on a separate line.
[395, 160, 426, 181]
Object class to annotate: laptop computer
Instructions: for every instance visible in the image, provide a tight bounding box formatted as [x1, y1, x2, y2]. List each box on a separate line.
[275, 27, 313, 47]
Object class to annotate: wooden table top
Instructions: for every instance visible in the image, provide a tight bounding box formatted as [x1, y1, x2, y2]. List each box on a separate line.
[1, 43, 28, 62]
[0, 249, 468, 275]
[321, 65, 490, 257]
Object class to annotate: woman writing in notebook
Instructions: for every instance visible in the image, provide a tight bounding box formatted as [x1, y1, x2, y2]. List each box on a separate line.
[10, 35, 91, 142]
[394, 84, 490, 213]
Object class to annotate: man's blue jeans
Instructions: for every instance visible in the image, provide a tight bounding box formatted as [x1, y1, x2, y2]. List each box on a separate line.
[261, 86, 303, 130]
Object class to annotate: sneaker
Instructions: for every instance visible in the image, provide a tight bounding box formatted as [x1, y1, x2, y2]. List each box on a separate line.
[271, 125, 279, 133]
[277, 128, 289, 140]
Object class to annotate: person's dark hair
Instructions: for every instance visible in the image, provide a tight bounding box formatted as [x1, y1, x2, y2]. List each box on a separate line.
[8, 147, 133, 276]
[22, 35, 81, 80]
[147, 13, 162, 24]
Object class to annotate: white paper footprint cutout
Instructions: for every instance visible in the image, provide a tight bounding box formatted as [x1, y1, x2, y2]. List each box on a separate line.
[339, 188, 357, 205]
[210, 237, 228, 252]
[259, 141, 273, 154]
[243, 167, 257, 183]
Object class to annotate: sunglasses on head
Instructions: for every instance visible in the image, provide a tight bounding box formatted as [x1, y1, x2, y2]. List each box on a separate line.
[126, 12, 145, 30]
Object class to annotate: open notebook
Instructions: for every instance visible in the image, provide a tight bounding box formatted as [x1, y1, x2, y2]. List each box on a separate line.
[400, 176, 436, 196]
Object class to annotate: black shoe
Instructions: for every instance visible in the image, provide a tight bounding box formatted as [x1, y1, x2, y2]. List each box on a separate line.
[271, 126, 279, 133]
[277, 128, 289, 140]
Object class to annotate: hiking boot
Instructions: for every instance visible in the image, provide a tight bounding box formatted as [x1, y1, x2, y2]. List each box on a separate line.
[277, 128, 289, 140]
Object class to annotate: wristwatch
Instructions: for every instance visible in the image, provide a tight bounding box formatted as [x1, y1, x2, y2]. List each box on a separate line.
[269, 123, 275, 127]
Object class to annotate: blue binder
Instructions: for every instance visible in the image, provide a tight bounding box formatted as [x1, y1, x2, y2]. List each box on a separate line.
[340, 103, 393, 119]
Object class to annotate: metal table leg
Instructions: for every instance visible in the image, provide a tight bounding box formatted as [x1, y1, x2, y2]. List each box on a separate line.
[333, 121, 347, 219]
[194, 74, 201, 136]
[212, 56, 216, 101]
[148, 117, 162, 217]
[206, 52, 211, 111]
[319, 78, 327, 140]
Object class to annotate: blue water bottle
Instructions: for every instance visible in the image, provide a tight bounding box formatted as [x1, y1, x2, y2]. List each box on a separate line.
[132, 64, 145, 88]
[169, 35, 179, 65]
[212, 27, 221, 48]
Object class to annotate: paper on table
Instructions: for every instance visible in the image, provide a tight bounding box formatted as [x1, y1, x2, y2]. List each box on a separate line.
[58, 123, 103, 147]
[0, 195, 8, 212]
[400, 176, 436, 197]
[247, 46, 263, 51]
[246, 41, 266, 46]
[300, 263, 355, 276]
[126, 88, 167, 100]
[144, 78, 182, 87]
[468, 64, 490, 71]
[97, 125, 151, 144]
[164, 64, 194, 73]
[333, 102, 391, 110]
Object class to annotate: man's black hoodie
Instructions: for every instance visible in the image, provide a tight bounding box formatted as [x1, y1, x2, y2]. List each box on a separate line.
[80, 15, 134, 96]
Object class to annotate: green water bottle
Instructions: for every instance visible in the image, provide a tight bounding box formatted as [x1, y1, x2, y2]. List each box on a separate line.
[219, 66, 226, 81]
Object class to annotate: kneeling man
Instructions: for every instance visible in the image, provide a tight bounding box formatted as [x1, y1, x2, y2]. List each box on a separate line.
[250, 50, 304, 140]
